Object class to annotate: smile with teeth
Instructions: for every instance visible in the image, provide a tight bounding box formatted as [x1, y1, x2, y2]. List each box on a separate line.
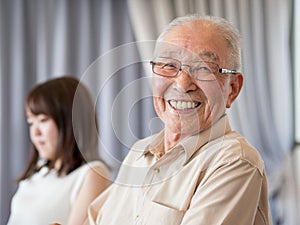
[168, 100, 201, 110]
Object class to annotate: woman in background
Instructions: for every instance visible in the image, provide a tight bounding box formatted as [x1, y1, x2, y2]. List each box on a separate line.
[7, 76, 110, 225]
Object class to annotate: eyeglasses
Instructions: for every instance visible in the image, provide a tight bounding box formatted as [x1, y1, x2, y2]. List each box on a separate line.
[150, 57, 237, 81]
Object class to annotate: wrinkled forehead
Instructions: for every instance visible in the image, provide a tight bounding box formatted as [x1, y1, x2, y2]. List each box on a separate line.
[154, 41, 219, 63]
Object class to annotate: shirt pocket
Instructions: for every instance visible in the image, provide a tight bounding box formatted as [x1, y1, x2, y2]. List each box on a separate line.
[140, 197, 185, 225]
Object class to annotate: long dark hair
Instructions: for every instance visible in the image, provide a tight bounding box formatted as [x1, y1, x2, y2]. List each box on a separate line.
[18, 76, 100, 182]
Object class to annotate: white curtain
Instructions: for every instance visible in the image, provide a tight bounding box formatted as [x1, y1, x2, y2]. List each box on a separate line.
[0, 0, 158, 224]
[128, 0, 296, 224]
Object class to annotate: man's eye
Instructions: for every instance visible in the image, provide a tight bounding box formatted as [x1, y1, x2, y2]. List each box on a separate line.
[163, 63, 177, 69]
[196, 66, 212, 73]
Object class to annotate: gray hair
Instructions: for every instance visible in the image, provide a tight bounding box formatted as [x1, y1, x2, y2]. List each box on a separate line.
[155, 14, 242, 70]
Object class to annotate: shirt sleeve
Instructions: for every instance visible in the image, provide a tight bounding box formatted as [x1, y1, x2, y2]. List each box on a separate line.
[180, 158, 264, 225]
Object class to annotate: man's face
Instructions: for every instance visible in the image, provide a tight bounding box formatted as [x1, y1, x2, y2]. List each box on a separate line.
[152, 21, 241, 137]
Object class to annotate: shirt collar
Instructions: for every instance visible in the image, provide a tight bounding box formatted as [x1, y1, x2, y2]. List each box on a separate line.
[181, 114, 231, 164]
[142, 130, 165, 159]
[141, 114, 231, 164]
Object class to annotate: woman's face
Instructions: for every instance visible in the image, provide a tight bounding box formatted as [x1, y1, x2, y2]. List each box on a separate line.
[26, 109, 58, 161]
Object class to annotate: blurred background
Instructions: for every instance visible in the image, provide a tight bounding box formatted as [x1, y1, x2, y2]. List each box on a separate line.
[0, 0, 299, 224]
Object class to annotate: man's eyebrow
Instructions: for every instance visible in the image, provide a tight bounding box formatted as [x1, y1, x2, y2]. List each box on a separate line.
[157, 50, 181, 57]
[156, 49, 219, 62]
[198, 51, 218, 62]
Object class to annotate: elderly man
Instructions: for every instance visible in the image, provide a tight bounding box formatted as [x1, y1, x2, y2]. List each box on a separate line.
[88, 14, 272, 225]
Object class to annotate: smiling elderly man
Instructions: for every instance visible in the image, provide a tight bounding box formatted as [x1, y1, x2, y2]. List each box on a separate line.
[86, 14, 272, 225]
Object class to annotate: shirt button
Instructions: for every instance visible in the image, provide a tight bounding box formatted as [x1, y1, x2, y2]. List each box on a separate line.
[154, 167, 160, 173]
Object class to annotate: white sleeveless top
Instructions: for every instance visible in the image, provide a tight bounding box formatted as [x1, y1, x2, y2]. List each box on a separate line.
[7, 161, 109, 225]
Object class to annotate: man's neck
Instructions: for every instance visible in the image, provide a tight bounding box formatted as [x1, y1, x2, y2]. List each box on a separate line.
[163, 129, 187, 154]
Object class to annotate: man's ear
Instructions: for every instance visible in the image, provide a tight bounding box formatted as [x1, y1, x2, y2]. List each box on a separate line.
[226, 73, 243, 108]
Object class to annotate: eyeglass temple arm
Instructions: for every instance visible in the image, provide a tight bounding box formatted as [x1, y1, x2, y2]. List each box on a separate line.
[219, 68, 237, 74]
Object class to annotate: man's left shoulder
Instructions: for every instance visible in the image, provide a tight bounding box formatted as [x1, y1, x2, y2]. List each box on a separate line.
[223, 131, 265, 174]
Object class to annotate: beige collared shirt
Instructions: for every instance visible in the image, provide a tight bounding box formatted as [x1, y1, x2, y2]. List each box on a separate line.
[88, 115, 272, 225]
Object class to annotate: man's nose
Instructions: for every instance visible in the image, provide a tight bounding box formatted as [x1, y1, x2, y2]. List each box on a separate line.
[174, 67, 197, 92]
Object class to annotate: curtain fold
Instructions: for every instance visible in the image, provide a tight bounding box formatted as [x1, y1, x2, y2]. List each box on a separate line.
[127, 0, 296, 224]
